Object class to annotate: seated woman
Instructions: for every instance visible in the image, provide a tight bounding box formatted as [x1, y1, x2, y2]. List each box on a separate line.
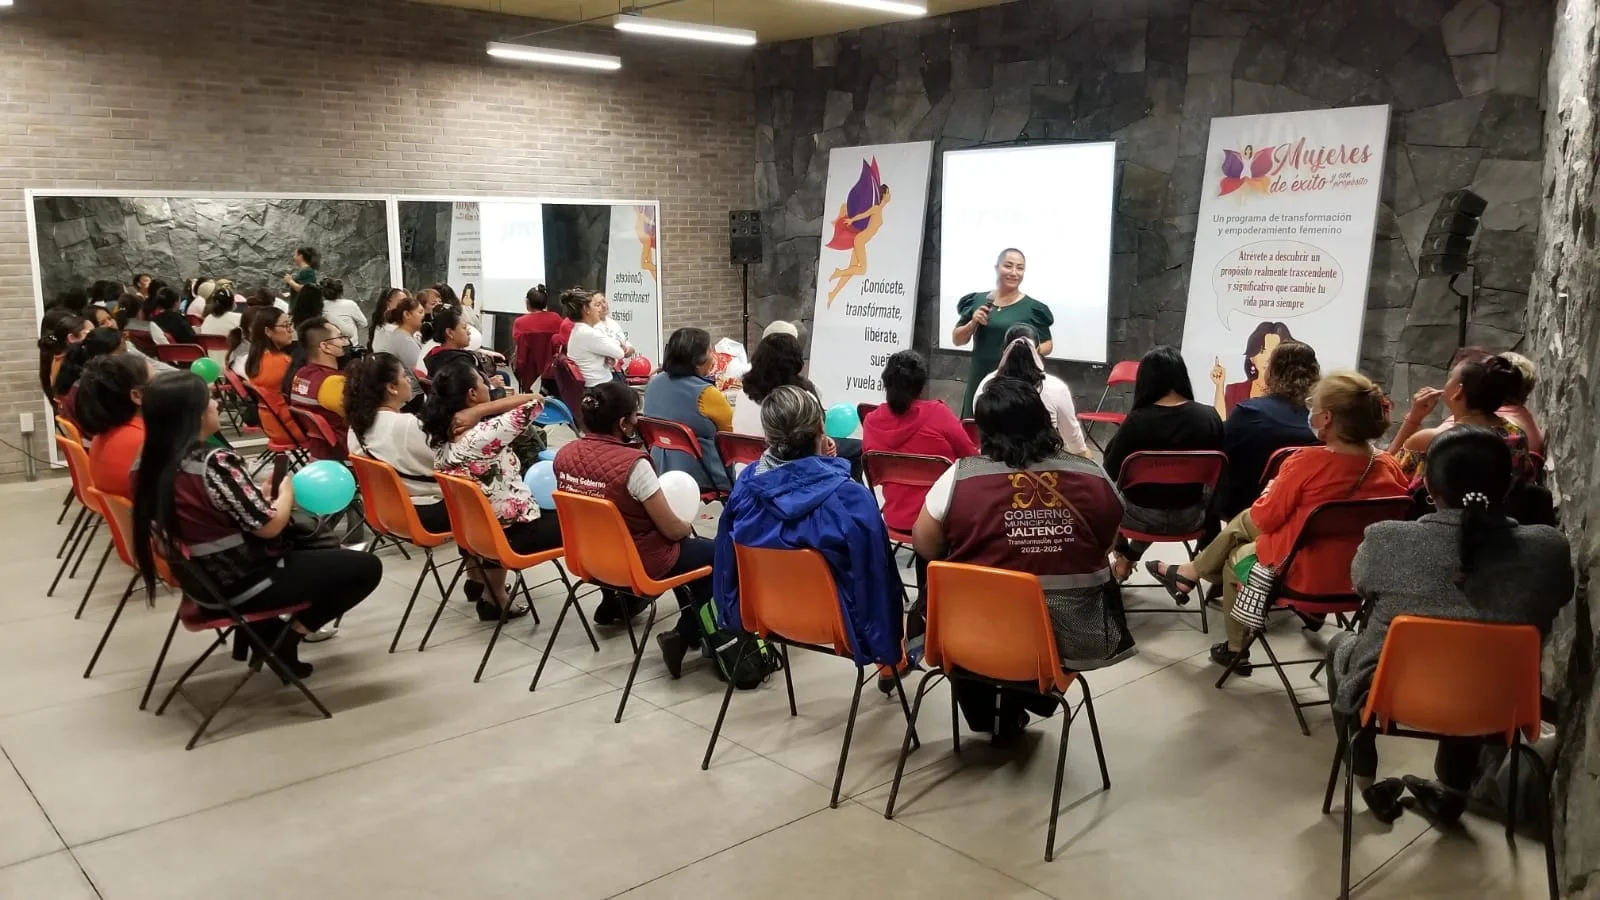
[714, 385, 903, 673]
[423, 304, 511, 395]
[319, 278, 368, 345]
[735, 331, 863, 478]
[641, 327, 733, 494]
[1494, 351, 1543, 456]
[1209, 340, 1320, 531]
[1146, 372, 1409, 674]
[1104, 345, 1225, 581]
[147, 286, 197, 345]
[912, 377, 1132, 741]
[561, 287, 626, 388]
[554, 383, 714, 675]
[367, 287, 410, 347]
[1388, 349, 1537, 495]
[198, 289, 243, 368]
[1326, 427, 1573, 822]
[370, 295, 427, 393]
[974, 325, 1090, 457]
[423, 361, 557, 621]
[52, 326, 126, 422]
[130, 371, 382, 677]
[39, 309, 93, 407]
[245, 307, 309, 485]
[74, 354, 151, 500]
[861, 349, 976, 603]
[343, 353, 450, 534]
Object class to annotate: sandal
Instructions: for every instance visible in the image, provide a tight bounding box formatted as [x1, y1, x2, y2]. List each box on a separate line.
[1145, 561, 1199, 606]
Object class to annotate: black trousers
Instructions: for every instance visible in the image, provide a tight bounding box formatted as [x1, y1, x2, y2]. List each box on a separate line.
[665, 536, 715, 642]
[952, 675, 1061, 733]
[1324, 645, 1482, 787]
[234, 549, 384, 632]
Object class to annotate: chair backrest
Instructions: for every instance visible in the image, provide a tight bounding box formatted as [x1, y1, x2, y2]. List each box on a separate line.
[54, 435, 101, 511]
[349, 454, 443, 542]
[534, 397, 575, 428]
[1259, 445, 1308, 488]
[432, 473, 517, 564]
[551, 490, 651, 591]
[733, 544, 854, 654]
[1105, 359, 1140, 386]
[123, 329, 158, 356]
[924, 562, 1069, 694]
[154, 343, 204, 366]
[961, 418, 979, 446]
[96, 491, 177, 587]
[1363, 615, 1542, 742]
[194, 333, 230, 353]
[856, 402, 878, 424]
[1115, 450, 1227, 492]
[637, 415, 705, 461]
[54, 415, 84, 445]
[186, 314, 204, 327]
[549, 354, 586, 427]
[1275, 496, 1413, 588]
[287, 406, 345, 461]
[714, 432, 766, 471]
[862, 451, 950, 494]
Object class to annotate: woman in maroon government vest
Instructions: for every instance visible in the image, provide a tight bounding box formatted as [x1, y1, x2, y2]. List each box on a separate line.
[553, 382, 714, 680]
[912, 377, 1136, 744]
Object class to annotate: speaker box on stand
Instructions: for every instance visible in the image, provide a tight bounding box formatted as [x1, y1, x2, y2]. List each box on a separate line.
[729, 210, 763, 346]
[1417, 190, 1487, 357]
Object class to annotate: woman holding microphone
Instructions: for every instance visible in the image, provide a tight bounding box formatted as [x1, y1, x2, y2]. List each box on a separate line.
[952, 248, 1055, 417]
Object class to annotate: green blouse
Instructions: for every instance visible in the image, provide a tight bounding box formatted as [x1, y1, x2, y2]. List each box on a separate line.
[955, 292, 1055, 417]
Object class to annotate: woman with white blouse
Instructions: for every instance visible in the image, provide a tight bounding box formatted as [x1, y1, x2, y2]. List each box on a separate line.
[559, 287, 625, 387]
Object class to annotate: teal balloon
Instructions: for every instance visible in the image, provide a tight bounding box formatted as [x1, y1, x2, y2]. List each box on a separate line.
[190, 357, 222, 382]
[824, 403, 860, 439]
[523, 460, 557, 510]
[291, 460, 356, 516]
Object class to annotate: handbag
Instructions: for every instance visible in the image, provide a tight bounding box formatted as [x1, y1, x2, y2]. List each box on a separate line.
[1228, 451, 1377, 632]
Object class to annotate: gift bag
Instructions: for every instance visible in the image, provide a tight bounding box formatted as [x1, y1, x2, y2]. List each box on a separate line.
[708, 337, 750, 391]
[1228, 553, 1277, 632]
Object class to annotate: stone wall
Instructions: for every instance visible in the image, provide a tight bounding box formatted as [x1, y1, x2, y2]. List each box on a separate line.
[1529, 0, 1599, 893]
[399, 201, 451, 293]
[34, 196, 392, 306]
[752, 0, 1552, 414]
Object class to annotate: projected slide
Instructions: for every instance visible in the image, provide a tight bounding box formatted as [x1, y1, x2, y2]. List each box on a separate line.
[937, 143, 1116, 363]
[477, 200, 547, 315]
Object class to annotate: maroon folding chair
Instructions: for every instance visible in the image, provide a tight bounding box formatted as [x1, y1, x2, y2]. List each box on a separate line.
[123, 329, 159, 357]
[856, 402, 878, 425]
[194, 333, 230, 355]
[960, 418, 979, 446]
[636, 416, 728, 502]
[1215, 495, 1413, 735]
[1116, 450, 1227, 633]
[154, 343, 205, 368]
[713, 432, 766, 483]
[288, 405, 348, 463]
[1078, 360, 1140, 452]
[862, 451, 950, 547]
[1259, 444, 1309, 488]
[226, 370, 309, 475]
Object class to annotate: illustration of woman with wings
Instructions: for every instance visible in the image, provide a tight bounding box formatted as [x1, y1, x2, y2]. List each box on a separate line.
[634, 205, 657, 283]
[1219, 144, 1274, 196]
[826, 157, 891, 306]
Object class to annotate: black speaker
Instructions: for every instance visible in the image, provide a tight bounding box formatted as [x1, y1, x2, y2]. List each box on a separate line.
[729, 210, 763, 265]
[1418, 189, 1486, 277]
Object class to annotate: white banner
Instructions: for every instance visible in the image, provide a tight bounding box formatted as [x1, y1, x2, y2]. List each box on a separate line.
[604, 204, 662, 366]
[1181, 105, 1390, 420]
[445, 201, 481, 289]
[808, 141, 934, 406]
[477, 200, 545, 315]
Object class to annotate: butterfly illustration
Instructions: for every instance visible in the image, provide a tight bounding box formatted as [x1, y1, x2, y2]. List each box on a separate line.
[1219, 144, 1275, 196]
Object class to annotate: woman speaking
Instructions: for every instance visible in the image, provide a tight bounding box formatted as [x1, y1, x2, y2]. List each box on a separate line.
[951, 248, 1055, 417]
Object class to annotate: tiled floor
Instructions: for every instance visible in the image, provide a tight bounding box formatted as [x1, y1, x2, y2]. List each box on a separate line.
[0, 474, 1554, 899]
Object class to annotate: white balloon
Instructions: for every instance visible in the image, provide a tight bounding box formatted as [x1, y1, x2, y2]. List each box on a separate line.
[658, 470, 702, 525]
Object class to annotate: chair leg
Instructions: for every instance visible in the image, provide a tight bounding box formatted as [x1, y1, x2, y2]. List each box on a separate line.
[530, 578, 584, 692]
[1512, 742, 1559, 900]
[1078, 675, 1110, 790]
[389, 550, 434, 654]
[237, 618, 333, 720]
[140, 604, 183, 711]
[1044, 693, 1075, 862]
[83, 573, 138, 678]
[417, 558, 469, 652]
[884, 669, 941, 820]
[951, 677, 962, 755]
[890, 667, 921, 751]
[185, 665, 257, 751]
[68, 519, 100, 579]
[1214, 630, 1258, 689]
[155, 629, 229, 716]
[1257, 633, 1312, 736]
[830, 668, 870, 808]
[614, 601, 662, 723]
[74, 539, 116, 619]
[49, 513, 92, 596]
[1506, 739, 1521, 840]
[472, 578, 517, 683]
[701, 636, 752, 769]
[1340, 723, 1357, 900]
[56, 505, 86, 559]
[780, 644, 797, 717]
[57, 487, 73, 525]
[1322, 724, 1347, 814]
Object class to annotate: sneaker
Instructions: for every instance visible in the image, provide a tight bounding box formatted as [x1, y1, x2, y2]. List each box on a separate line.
[656, 630, 689, 679]
[1209, 641, 1253, 676]
[302, 622, 338, 643]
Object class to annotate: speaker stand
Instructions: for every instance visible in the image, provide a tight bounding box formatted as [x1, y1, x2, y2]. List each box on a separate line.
[1448, 266, 1476, 361]
[740, 262, 751, 347]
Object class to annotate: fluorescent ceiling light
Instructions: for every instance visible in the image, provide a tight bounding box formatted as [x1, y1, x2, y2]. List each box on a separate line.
[612, 15, 758, 46]
[0, 1, 14, 8]
[820, 0, 927, 15]
[485, 42, 622, 71]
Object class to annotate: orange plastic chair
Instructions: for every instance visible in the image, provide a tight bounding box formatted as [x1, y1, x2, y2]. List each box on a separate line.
[1076, 359, 1139, 451]
[713, 432, 765, 482]
[52, 415, 86, 533]
[154, 343, 205, 367]
[50, 435, 106, 598]
[348, 455, 462, 653]
[1323, 616, 1554, 900]
[542, 491, 711, 721]
[636, 415, 728, 502]
[884, 561, 1110, 862]
[54, 415, 84, 446]
[426, 473, 571, 683]
[1214, 495, 1413, 735]
[701, 545, 918, 807]
[81, 491, 178, 679]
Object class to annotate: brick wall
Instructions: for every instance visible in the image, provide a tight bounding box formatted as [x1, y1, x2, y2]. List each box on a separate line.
[0, 0, 755, 478]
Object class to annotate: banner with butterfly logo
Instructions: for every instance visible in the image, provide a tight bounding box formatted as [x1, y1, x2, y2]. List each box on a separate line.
[807, 141, 934, 407]
[1180, 105, 1391, 422]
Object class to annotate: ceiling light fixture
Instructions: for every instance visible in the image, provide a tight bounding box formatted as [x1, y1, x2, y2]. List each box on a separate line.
[485, 41, 622, 71]
[820, 0, 928, 15]
[612, 15, 758, 46]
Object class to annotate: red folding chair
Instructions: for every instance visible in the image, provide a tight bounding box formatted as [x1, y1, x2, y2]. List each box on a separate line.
[226, 370, 309, 474]
[1077, 360, 1139, 451]
[194, 333, 230, 354]
[636, 415, 728, 502]
[154, 343, 205, 368]
[856, 402, 878, 425]
[185, 314, 204, 328]
[123, 329, 158, 356]
[288, 405, 348, 463]
[1116, 450, 1227, 632]
[862, 451, 950, 547]
[1259, 444, 1309, 488]
[960, 418, 979, 446]
[713, 432, 766, 483]
[1214, 495, 1413, 735]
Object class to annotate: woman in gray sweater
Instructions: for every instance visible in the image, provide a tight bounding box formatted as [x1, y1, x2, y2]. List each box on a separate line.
[1326, 426, 1572, 822]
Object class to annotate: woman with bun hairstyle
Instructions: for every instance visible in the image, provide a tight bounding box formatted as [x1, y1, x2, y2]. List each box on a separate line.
[1387, 349, 1537, 489]
[1146, 372, 1410, 675]
[1324, 427, 1572, 823]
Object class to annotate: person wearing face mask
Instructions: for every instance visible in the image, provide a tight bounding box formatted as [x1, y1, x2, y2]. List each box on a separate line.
[1145, 372, 1409, 676]
[951, 248, 1054, 418]
[289, 317, 351, 461]
[641, 326, 734, 494]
